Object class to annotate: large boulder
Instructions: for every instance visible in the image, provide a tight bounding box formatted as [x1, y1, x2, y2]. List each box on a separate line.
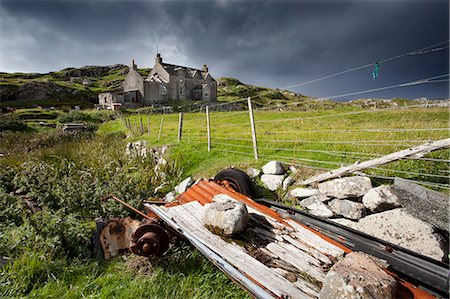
[261, 174, 285, 191]
[393, 178, 449, 232]
[357, 208, 445, 260]
[319, 252, 397, 299]
[318, 176, 372, 199]
[362, 185, 400, 212]
[203, 199, 249, 237]
[328, 199, 364, 220]
[261, 161, 285, 175]
[290, 187, 320, 199]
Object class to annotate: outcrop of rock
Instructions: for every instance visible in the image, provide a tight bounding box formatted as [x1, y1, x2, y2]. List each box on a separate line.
[393, 178, 449, 232]
[318, 176, 372, 199]
[60, 64, 127, 79]
[357, 208, 444, 260]
[328, 199, 364, 220]
[319, 252, 397, 299]
[203, 199, 249, 237]
[362, 185, 400, 212]
[261, 161, 285, 175]
[261, 174, 285, 191]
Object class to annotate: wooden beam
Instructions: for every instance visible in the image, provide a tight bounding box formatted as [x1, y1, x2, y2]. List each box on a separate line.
[300, 138, 450, 186]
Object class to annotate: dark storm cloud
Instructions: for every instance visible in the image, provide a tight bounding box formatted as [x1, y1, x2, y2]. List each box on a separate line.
[0, 0, 448, 99]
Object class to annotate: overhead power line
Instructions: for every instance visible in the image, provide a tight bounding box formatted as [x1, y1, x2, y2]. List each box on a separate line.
[284, 40, 449, 90]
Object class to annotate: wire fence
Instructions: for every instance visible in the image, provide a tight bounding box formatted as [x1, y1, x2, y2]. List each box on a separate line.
[121, 98, 450, 191]
[119, 40, 449, 190]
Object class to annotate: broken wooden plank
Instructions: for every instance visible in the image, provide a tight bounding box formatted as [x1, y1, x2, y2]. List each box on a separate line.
[167, 202, 310, 299]
[265, 242, 326, 283]
[148, 204, 274, 299]
[272, 268, 320, 298]
[300, 138, 450, 185]
[286, 219, 345, 260]
[281, 235, 333, 266]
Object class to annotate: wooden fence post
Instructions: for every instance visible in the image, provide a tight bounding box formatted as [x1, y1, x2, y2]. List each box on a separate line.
[247, 97, 259, 160]
[177, 112, 183, 144]
[147, 117, 150, 137]
[206, 106, 211, 152]
[158, 117, 164, 141]
[140, 117, 144, 135]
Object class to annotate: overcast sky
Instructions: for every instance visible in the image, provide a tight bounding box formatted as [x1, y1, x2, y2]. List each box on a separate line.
[0, 0, 448, 100]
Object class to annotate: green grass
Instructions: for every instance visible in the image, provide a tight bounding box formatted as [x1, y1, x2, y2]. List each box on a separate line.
[1, 245, 248, 299]
[102, 106, 449, 189]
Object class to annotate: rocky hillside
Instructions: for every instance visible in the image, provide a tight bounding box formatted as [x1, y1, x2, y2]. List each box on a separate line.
[0, 65, 150, 108]
[1, 65, 443, 109]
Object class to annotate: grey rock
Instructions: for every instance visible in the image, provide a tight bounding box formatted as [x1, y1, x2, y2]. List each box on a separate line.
[290, 187, 320, 198]
[393, 178, 449, 232]
[261, 161, 286, 175]
[300, 197, 334, 218]
[282, 175, 294, 191]
[164, 191, 176, 203]
[306, 194, 331, 203]
[175, 177, 194, 194]
[203, 199, 249, 237]
[362, 185, 400, 212]
[318, 176, 372, 199]
[261, 174, 285, 191]
[246, 167, 261, 179]
[357, 208, 444, 260]
[328, 199, 364, 220]
[319, 252, 397, 299]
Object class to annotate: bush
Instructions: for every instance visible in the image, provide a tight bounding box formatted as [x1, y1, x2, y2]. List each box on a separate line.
[0, 210, 95, 258]
[57, 111, 93, 123]
[0, 114, 28, 132]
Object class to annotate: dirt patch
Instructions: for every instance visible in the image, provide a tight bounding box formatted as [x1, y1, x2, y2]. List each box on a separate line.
[126, 255, 154, 276]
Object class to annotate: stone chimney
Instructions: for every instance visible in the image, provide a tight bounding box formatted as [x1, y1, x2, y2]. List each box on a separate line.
[203, 64, 208, 73]
[130, 59, 137, 71]
[155, 53, 162, 65]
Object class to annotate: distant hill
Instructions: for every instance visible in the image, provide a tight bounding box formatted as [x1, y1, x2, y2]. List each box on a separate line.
[0, 65, 150, 108]
[0, 66, 437, 110]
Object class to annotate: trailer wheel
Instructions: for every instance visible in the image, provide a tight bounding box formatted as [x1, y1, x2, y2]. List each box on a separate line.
[214, 168, 253, 197]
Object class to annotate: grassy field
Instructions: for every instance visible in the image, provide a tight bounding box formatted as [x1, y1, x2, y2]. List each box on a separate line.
[0, 112, 249, 298]
[102, 105, 449, 191]
[1, 104, 448, 298]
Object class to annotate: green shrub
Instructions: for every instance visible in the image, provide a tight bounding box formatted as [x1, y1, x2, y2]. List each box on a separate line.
[0, 114, 28, 132]
[57, 111, 93, 123]
[0, 210, 94, 258]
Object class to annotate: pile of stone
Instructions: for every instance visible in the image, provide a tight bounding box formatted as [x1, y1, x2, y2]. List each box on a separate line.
[248, 161, 297, 192]
[249, 161, 448, 261]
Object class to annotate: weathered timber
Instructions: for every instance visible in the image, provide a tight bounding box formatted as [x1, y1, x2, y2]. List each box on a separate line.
[300, 138, 450, 185]
[265, 242, 326, 283]
[286, 219, 345, 260]
[149, 204, 274, 299]
[169, 202, 309, 298]
[282, 235, 333, 266]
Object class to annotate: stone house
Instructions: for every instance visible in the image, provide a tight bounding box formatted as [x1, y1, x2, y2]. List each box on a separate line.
[122, 54, 217, 105]
[97, 92, 124, 110]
